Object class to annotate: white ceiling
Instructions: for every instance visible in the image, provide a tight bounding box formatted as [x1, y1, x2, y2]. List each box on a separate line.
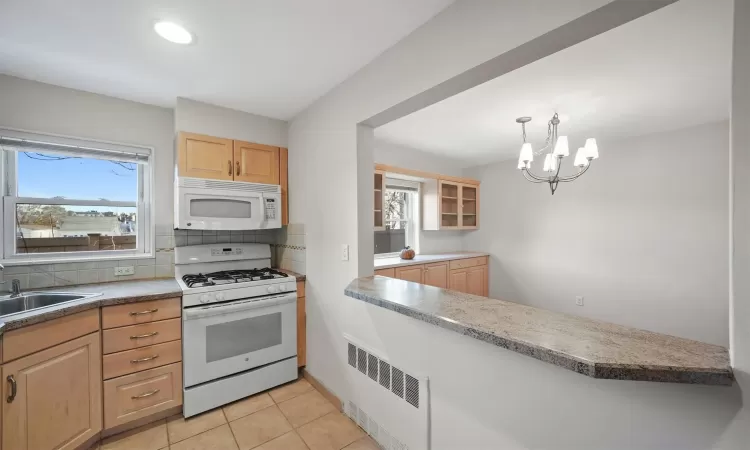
[375, 0, 733, 167]
[0, 0, 453, 120]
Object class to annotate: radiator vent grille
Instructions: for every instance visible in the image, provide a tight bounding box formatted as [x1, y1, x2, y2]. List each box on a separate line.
[392, 367, 404, 399]
[357, 348, 367, 374]
[367, 354, 378, 382]
[348, 343, 356, 368]
[345, 342, 419, 410]
[379, 360, 391, 390]
[346, 399, 410, 450]
[405, 374, 420, 408]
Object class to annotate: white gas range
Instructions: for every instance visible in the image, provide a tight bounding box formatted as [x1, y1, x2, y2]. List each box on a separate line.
[175, 243, 298, 417]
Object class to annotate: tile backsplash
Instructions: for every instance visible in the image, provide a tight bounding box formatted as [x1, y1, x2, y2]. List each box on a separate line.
[274, 223, 306, 275]
[0, 225, 305, 289]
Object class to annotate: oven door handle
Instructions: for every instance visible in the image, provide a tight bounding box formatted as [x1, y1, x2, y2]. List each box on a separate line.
[183, 294, 296, 320]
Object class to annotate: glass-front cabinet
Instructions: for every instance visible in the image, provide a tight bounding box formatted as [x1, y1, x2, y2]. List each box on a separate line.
[423, 179, 480, 230]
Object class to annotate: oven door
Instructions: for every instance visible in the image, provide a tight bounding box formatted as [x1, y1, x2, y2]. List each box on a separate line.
[182, 293, 297, 387]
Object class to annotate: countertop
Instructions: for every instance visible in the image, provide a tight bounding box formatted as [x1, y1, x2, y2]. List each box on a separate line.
[374, 252, 490, 270]
[276, 268, 306, 281]
[0, 278, 182, 333]
[345, 276, 733, 385]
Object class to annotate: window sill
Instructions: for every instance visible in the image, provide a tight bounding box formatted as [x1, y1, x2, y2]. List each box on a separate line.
[0, 253, 155, 266]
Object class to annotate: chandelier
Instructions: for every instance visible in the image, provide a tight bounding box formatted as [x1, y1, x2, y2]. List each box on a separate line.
[516, 113, 599, 195]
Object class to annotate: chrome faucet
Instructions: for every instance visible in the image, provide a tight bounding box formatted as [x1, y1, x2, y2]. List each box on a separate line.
[0, 264, 22, 297]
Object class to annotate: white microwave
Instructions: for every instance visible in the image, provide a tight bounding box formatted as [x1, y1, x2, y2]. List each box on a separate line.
[175, 177, 282, 230]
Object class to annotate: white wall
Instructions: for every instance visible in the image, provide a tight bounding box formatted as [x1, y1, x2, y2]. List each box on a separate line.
[0, 74, 174, 234]
[175, 97, 287, 148]
[727, 0, 750, 443]
[288, 0, 748, 447]
[463, 122, 729, 346]
[374, 139, 465, 254]
[0, 74, 176, 285]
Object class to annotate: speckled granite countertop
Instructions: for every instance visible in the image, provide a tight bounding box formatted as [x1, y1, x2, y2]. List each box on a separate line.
[374, 252, 489, 269]
[0, 278, 182, 333]
[276, 268, 306, 281]
[345, 276, 733, 385]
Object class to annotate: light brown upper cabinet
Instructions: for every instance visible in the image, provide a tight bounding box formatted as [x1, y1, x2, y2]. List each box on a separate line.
[424, 179, 480, 230]
[178, 132, 235, 181]
[233, 140, 280, 184]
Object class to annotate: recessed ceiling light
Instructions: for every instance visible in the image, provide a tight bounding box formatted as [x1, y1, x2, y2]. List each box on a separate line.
[154, 21, 193, 44]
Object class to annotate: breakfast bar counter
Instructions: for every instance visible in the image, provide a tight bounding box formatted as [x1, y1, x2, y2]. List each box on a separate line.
[345, 275, 733, 385]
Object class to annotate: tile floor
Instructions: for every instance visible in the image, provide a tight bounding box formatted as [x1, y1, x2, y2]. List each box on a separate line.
[95, 378, 378, 450]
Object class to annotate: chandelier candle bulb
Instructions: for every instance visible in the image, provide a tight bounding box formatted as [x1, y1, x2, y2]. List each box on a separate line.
[543, 154, 557, 172]
[553, 136, 569, 157]
[519, 142, 533, 163]
[574, 148, 589, 167]
[585, 138, 599, 159]
[517, 156, 528, 170]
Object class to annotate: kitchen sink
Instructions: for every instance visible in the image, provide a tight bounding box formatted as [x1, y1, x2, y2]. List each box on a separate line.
[0, 292, 101, 318]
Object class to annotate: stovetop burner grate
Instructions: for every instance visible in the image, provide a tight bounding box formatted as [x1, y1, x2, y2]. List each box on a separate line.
[181, 268, 289, 288]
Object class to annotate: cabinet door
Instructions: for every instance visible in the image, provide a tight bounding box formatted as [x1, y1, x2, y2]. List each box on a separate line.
[460, 184, 479, 229]
[449, 269, 468, 293]
[233, 140, 280, 184]
[178, 132, 234, 180]
[423, 262, 448, 289]
[439, 181, 460, 229]
[3, 332, 102, 450]
[466, 265, 487, 297]
[394, 265, 424, 284]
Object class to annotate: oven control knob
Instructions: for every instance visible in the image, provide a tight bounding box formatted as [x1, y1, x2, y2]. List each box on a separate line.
[200, 294, 210, 304]
[267, 285, 279, 294]
[278, 284, 285, 292]
[215, 292, 225, 301]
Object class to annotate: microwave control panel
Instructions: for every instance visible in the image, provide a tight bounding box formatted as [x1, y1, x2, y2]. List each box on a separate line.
[265, 198, 277, 220]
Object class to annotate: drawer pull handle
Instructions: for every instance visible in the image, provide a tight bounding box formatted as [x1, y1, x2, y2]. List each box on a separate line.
[129, 308, 158, 316]
[6, 375, 16, 403]
[131, 354, 160, 363]
[130, 331, 159, 340]
[131, 389, 160, 399]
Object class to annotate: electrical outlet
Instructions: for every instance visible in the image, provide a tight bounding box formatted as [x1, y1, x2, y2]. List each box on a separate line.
[576, 296, 584, 306]
[341, 244, 349, 261]
[114, 266, 135, 276]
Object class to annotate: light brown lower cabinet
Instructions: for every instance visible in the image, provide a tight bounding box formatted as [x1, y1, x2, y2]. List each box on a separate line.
[394, 265, 424, 284]
[103, 362, 183, 429]
[2, 332, 102, 450]
[423, 262, 449, 289]
[377, 256, 489, 296]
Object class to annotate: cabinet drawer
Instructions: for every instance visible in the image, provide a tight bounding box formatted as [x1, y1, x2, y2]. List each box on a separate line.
[449, 256, 488, 271]
[2, 308, 99, 363]
[103, 318, 182, 354]
[374, 268, 395, 278]
[103, 340, 182, 380]
[104, 362, 183, 430]
[102, 298, 181, 329]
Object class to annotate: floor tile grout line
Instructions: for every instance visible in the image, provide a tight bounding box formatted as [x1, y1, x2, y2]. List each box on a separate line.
[166, 414, 229, 446]
[225, 399, 276, 424]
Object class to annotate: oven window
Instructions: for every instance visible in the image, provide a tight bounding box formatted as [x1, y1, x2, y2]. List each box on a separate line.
[190, 198, 253, 219]
[205, 312, 281, 362]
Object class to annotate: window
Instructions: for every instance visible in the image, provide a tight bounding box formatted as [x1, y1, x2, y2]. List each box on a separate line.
[1, 129, 153, 262]
[375, 179, 419, 256]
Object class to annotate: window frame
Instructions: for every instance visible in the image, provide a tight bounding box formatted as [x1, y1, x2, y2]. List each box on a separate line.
[0, 128, 154, 265]
[374, 178, 420, 259]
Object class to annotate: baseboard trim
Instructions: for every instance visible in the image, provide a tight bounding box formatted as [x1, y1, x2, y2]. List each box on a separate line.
[302, 368, 342, 412]
[100, 405, 182, 439]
